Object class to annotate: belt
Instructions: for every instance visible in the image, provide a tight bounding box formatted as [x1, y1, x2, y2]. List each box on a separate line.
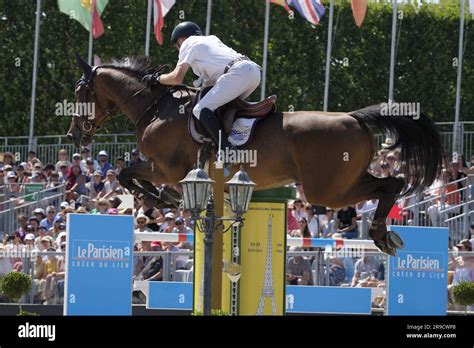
[224, 56, 250, 74]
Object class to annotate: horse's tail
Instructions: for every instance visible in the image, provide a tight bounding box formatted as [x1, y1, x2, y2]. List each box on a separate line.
[350, 104, 445, 196]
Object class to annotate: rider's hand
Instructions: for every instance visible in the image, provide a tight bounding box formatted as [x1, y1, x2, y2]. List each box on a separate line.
[142, 73, 161, 88]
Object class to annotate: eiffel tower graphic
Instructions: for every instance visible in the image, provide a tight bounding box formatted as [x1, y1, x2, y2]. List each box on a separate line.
[256, 214, 277, 315]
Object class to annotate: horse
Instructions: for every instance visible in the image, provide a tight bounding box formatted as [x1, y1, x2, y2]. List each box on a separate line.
[67, 54, 445, 256]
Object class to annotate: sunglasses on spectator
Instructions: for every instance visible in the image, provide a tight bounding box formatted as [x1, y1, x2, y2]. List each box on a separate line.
[98, 203, 108, 206]
[175, 222, 183, 226]
[137, 220, 146, 224]
[47, 211, 55, 214]
[52, 174, 59, 177]
[165, 218, 173, 221]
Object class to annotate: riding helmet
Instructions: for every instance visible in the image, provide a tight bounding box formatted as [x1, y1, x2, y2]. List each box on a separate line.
[171, 21, 202, 44]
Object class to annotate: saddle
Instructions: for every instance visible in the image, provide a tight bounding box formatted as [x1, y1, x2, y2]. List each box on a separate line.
[198, 86, 277, 135]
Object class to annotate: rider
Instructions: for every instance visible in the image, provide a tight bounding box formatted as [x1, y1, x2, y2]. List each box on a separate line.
[142, 21, 262, 157]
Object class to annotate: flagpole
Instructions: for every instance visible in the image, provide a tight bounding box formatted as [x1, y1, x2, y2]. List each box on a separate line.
[28, 0, 41, 151]
[453, 0, 465, 157]
[323, 0, 334, 112]
[205, 0, 212, 35]
[87, 2, 94, 65]
[388, 0, 398, 102]
[261, 0, 270, 101]
[145, 0, 152, 55]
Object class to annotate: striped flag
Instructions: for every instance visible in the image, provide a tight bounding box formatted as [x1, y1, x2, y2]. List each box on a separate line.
[270, 0, 291, 12]
[153, 0, 176, 45]
[351, 0, 367, 27]
[57, 0, 108, 38]
[287, 0, 325, 26]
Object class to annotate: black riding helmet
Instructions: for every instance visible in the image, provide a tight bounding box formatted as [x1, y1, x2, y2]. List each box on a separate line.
[171, 21, 202, 44]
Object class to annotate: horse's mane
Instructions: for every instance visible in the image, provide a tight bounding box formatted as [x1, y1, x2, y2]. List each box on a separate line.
[101, 56, 170, 77]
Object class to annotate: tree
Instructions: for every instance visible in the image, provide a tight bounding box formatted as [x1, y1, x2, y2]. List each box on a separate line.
[0, 271, 35, 316]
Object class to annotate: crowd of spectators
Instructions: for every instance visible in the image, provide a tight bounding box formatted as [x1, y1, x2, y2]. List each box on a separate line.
[0, 148, 194, 304]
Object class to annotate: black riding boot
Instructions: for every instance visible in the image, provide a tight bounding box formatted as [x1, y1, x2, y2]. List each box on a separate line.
[200, 108, 234, 150]
[199, 108, 234, 174]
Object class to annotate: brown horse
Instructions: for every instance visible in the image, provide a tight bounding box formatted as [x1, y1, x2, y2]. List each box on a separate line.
[67, 55, 444, 255]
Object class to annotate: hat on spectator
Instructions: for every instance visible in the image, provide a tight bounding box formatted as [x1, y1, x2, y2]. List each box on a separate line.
[60, 241, 67, 247]
[175, 217, 184, 224]
[136, 213, 149, 224]
[72, 153, 81, 159]
[7, 172, 16, 178]
[38, 225, 47, 232]
[58, 223, 66, 229]
[57, 231, 67, 240]
[60, 201, 69, 209]
[81, 147, 90, 153]
[131, 149, 139, 155]
[86, 157, 94, 164]
[24, 233, 36, 241]
[456, 239, 472, 251]
[164, 212, 175, 219]
[59, 161, 68, 168]
[44, 164, 55, 171]
[34, 208, 45, 216]
[54, 215, 65, 223]
[98, 150, 108, 157]
[17, 162, 27, 170]
[116, 156, 125, 161]
[34, 163, 42, 169]
[41, 236, 54, 243]
[29, 216, 39, 223]
[4, 164, 12, 170]
[76, 206, 88, 214]
[93, 171, 102, 177]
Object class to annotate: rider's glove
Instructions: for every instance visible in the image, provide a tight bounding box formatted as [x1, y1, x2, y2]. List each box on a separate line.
[142, 72, 161, 88]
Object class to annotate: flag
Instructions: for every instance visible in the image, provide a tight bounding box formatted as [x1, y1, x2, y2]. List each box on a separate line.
[58, 0, 108, 39]
[351, 0, 367, 27]
[388, 204, 403, 221]
[287, 0, 325, 26]
[270, 0, 291, 13]
[153, 0, 176, 45]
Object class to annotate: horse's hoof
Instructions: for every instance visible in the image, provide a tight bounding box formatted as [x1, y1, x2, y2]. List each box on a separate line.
[386, 231, 404, 250]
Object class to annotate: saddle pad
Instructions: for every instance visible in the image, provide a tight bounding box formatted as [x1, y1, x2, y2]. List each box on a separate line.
[189, 116, 259, 148]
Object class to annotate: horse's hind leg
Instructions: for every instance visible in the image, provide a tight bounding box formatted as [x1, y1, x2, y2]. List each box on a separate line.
[357, 173, 405, 256]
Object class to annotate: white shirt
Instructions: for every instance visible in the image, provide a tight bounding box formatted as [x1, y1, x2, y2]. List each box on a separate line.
[177, 35, 241, 87]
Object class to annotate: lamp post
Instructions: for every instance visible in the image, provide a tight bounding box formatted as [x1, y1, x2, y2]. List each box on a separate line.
[180, 165, 255, 315]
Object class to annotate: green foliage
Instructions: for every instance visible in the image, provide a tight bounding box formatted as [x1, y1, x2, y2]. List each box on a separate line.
[452, 281, 474, 307]
[0, 271, 32, 302]
[0, 0, 473, 137]
[192, 309, 229, 316]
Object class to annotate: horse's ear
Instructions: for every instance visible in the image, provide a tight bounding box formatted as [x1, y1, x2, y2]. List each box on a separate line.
[74, 52, 92, 77]
[93, 54, 102, 66]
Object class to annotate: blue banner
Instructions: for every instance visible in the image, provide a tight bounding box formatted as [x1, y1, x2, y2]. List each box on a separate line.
[147, 282, 193, 310]
[64, 214, 134, 315]
[387, 226, 448, 316]
[286, 286, 372, 314]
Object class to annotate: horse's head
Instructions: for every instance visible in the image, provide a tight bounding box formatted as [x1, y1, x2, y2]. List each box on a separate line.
[67, 53, 117, 147]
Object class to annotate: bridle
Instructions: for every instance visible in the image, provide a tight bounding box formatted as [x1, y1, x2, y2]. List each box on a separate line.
[73, 65, 194, 136]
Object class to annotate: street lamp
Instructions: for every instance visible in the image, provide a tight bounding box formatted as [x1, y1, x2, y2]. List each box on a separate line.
[179, 165, 255, 315]
[226, 165, 256, 217]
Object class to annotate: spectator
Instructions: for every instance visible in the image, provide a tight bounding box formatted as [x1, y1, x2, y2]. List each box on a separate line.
[160, 212, 176, 232]
[97, 150, 113, 177]
[99, 170, 119, 199]
[291, 198, 307, 221]
[128, 149, 142, 167]
[115, 156, 126, 176]
[351, 256, 380, 287]
[34, 226, 48, 251]
[450, 161, 467, 200]
[65, 164, 87, 202]
[135, 214, 152, 233]
[86, 171, 105, 200]
[327, 233, 346, 286]
[57, 162, 69, 182]
[336, 206, 358, 239]
[15, 163, 28, 183]
[50, 216, 65, 238]
[80, 147, 98, 171]
[33, 208, 46, 222]
[46, 171, 62, 191]
[0, 244, 13, 277]
[286, 246, 312, 285]
[181, 209, 195, 230]
[162, 242, 186, 269]
[470, 224, 474, 247]
[15, 214, 28, 241]
[173, 217, 192, 234]
[27, 151, 37, 165]
[2, 152, 15, 166]
[83, 158, 97, 179]
[427, 170, 461, 226]
[457, 154, 469, 175]
[43, 247, 59, 304]
[24, 233, 36, 249]
[28, 216, 40, 235]
[55, 149, 71, 172]
[40, 206, 56, 230]
[448, 240, 474, 310]
[321, 208, 336, 238]
[290, 217, 311, 239]
[94, 198, 111, 214]
[305, 204, 320, 237]
[43, 164, 56, 181]
[71, 153, 83, 170]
